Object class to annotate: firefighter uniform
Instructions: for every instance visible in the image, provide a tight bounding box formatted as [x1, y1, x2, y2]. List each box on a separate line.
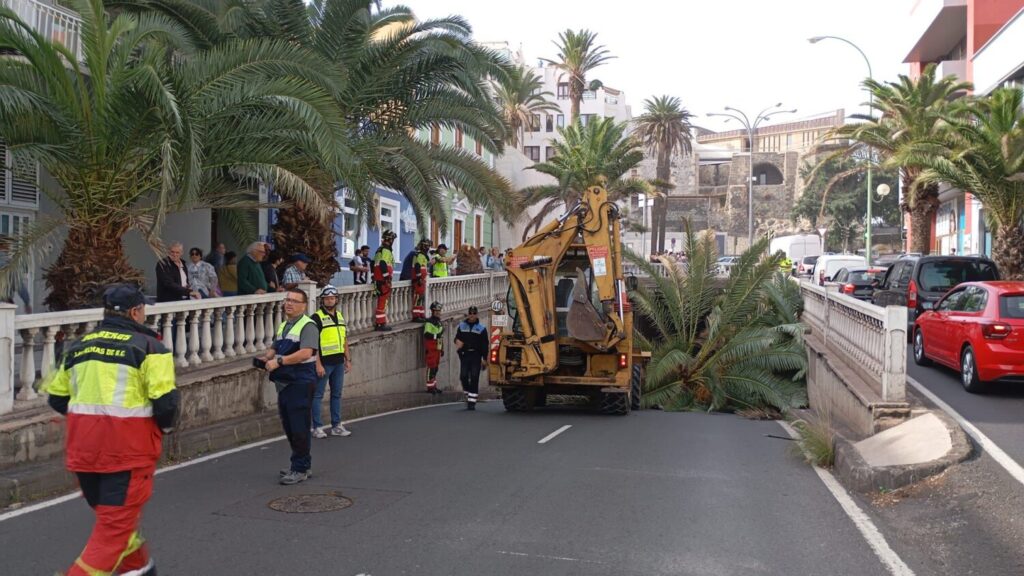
[373, 230, 397, 331]
[411, 240, 431, 322]
[424, 302, 444, 394]
[45, 284, 179, 576]
[454, 306, 488, 410]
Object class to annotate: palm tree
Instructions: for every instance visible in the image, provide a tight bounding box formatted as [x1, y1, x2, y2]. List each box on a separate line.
[627, 231, 807, 412]
[542, 29, 614, 122]
[0, 0, 351, 308]
[820, 64, 971, 255]
[492, 64, 560, 149]
[520, 117, 648, 237]
[634, 95, 695, 253]
[902, 87, 1024, 279]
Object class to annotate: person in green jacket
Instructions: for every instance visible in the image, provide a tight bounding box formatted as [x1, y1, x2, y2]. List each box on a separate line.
[238, 241, 269, 295]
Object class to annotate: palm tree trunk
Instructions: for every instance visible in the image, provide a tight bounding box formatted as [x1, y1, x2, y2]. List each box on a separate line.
[655, 149, 671, 254]
[44, 222, 143, 311]
[570, 97, 580, 123]
[992, 222, 1024, 281]
[272, 204, 340, 287]
[907, 185, 940, 255]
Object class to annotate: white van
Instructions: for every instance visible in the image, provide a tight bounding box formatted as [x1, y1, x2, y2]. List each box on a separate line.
[770, 234, 822, 272]
[812, 255, 866, 285]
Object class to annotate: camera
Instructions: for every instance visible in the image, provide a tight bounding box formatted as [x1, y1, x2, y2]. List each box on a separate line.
[253, 357, 267, 370]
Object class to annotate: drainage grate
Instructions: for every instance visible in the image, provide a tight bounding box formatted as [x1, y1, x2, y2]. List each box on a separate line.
[268, 492, 352, 514]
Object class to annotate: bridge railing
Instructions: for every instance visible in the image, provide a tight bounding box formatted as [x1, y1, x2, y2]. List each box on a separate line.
[798, 279, 907, 403]
[0, 272, 507, 415]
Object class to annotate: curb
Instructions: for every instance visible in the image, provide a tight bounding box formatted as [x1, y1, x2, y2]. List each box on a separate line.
[0, 390, 478, 510]
[833, 409, 972, 493]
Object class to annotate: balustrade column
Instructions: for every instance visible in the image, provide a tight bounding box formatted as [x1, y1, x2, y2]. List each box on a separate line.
[223, 307, 237, 358]
[253, 304, 266, 352]
[40, 325, 58, 379]
[16, 328, 38, 400]
[174, 313, 189, 368]
[161, 315, 174, 355]
[186, 311, 201, 366]
[263, 303, 276, 348]
[200, 309, 214, 362]
[0, 304, 14, 414]
[234, 305, 247, 356]
[244, 305, 257, 353]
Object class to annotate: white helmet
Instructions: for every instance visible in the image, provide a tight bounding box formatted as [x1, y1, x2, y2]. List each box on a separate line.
[320, 285, 339, 298]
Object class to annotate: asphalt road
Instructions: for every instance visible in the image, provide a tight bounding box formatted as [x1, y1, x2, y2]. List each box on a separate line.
[3, 404, 897, 576]
[907, 344, 1024, 467]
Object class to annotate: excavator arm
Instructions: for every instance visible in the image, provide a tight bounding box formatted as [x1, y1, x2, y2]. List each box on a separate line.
[504, 187, 626, 378]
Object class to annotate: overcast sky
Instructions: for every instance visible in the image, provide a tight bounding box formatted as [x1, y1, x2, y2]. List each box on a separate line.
[390, 0, 917, 132]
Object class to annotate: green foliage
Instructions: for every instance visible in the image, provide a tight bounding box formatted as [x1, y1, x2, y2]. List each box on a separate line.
[789, 416, 835, 468]
[542, 28, 613, 122]
[520, 117, 648, 237]
[627, 229, 807, 413]
[492, 64, 560, 149]
[634, 95, 694, 254]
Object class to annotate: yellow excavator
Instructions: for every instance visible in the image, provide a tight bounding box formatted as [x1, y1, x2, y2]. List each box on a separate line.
[487, 186, 646, 414]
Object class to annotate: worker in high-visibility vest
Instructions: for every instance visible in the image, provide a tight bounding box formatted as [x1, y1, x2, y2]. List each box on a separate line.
[423, 301, 445, 394]
[411, 239, 431, 322]
[312, 285, 352, 438]
[373, 230, 397, 331]
[779, 255, 793, 274]
[45, 283, 179, 576]
[431, 243, 453, 277]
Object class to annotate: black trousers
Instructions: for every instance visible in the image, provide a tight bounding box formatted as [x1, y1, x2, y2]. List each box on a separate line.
[459, 354, 482, 399]
[278, 381, 315, 472]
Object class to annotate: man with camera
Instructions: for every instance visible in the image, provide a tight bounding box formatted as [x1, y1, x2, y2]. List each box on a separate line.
[258, 288, 319, 485]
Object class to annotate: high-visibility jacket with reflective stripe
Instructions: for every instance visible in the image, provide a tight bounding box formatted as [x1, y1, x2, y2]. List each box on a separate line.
[431, 258, 449, 277]
[315, 309, 347, 358]
[423, 318, 444, 349]
[271, 315, 318, 387]
[45, 316, 176, 472]
[373, 247, 394, 282]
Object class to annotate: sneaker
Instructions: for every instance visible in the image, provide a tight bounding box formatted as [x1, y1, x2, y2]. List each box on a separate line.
[329, 425, 351, 437]
[312, 427, 327, 439]
[279, 470, 309, 485]
[279, 468, 312, 478]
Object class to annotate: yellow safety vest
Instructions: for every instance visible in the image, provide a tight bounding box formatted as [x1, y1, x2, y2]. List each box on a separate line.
[315, 308, 347, 357]
[432, 258, 449, 277]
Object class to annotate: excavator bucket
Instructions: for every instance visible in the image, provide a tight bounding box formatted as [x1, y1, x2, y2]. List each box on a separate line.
[567, 268, 606, 342]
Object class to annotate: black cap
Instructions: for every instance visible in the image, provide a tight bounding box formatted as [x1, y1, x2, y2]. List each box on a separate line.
[467, 305, 478, 314]
[103, 283, 153, 311]
[437, 243, 448, 251]
[291, 253, 311, 263]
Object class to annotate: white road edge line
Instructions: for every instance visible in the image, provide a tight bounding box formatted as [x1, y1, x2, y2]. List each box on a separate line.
[907, 375, 1024, 487]
[537, 425, 572, 444]
[0, 402, 461, 523]
[778, 421, 915, 576]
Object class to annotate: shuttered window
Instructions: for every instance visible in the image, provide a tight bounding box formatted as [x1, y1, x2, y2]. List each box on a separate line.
[0, 139, 40, 209]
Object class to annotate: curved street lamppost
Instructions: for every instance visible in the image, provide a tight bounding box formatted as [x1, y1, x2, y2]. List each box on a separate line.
[809, 35, 875, 265]
[708, 103, 797, 247]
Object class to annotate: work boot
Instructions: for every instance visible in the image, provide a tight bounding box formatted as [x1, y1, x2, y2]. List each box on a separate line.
[466, 401, 475, 411]
[375, 324, 392, 332]
[412, 317, 426, 323]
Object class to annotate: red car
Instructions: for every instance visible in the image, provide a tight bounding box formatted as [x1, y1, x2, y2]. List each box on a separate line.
[913, 281, 1024, 392]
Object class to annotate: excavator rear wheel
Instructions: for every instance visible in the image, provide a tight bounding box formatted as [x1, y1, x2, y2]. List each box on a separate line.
[502, 387, 529, 412]
[600, 391, 629, 416]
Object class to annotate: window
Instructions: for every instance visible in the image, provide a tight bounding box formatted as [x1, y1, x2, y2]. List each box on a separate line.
[380, 199, 400, 255]
[475, 139, 482, 156]
[937, 288, 965, 311]
[957, 286, 988, 312]
[1000, 294, 1024, 318]
[582, 90, 597, 100]
[557, 83, 569, 100]
[786, 134, 793, 147]
[475, 214, 482, 247]
[530, 114, 541, 132]
[455, 127, 463, 148]
[524, 146, 541, 162]
[430, 125, 440, 147]
[0, 140, 39, 208]
[545, 146, 556, 161]
[545, 115, 554, 132]
[556, 114, 565, 129]
[340, 192, 359, 257]
[918, 260, 998, 293]
[580, 114, 596, 126]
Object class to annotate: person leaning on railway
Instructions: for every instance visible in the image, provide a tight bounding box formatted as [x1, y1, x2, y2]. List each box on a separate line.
[44, 283, 179, 576]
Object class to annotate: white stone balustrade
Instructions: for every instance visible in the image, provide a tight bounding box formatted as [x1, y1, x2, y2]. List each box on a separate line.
[798, 279, 907, 402]
[2, 0, 83, 62]
[1, 273, 505, 415]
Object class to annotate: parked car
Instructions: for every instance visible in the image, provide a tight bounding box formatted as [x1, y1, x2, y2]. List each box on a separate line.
[812, 254, 867, 285]
[716, 256, 739, 275]
[872, 255, 999, 333]
[913, 281, 1024, 392]
[795, 255, 819, 277]
[832, 267, 888, 301]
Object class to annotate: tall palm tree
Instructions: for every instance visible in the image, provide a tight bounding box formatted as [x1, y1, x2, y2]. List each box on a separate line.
[634, 95, 695, 253]
[520, 117, 648, 237]
[542, 29, 614, 122]
[492, 64, 560, 149]
[821, 64, 971, 255]
[0, 0, 351, 308]
[902, 87, 1024, 279]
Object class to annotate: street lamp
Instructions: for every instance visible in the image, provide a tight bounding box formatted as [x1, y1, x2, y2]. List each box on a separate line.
[708, 104, 797, 247]
[809, 35, 874, 265]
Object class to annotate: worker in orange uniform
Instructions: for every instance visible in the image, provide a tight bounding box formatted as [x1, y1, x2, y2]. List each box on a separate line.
[373, 229, 397, 331]
[423, 301, 445, 394]
[411, 239, 431, 322]
[45, 284, 179, 576]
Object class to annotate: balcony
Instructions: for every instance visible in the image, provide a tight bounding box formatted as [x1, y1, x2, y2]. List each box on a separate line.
[973, 7, 1024, 94]
[1, 0, 83, 62]
[938, 58, 967, 82]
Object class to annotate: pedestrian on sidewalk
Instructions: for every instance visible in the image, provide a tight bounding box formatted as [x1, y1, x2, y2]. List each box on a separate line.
[423, 301, 445, 394]
[260, 288, 319, 485]
[454, 305, 488, 410]
[44, 284, 179, 576]
[311, 285, 352, 438]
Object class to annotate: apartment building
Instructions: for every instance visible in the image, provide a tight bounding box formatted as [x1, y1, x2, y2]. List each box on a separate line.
[903, 0, 1024, 256]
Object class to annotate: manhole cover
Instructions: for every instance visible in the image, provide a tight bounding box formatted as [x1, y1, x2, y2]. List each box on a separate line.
[268, 492, 352, 514]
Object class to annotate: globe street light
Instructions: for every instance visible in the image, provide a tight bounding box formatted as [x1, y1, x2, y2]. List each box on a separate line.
[708, 104, 797, 247]
[809, 35, 875, 265]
